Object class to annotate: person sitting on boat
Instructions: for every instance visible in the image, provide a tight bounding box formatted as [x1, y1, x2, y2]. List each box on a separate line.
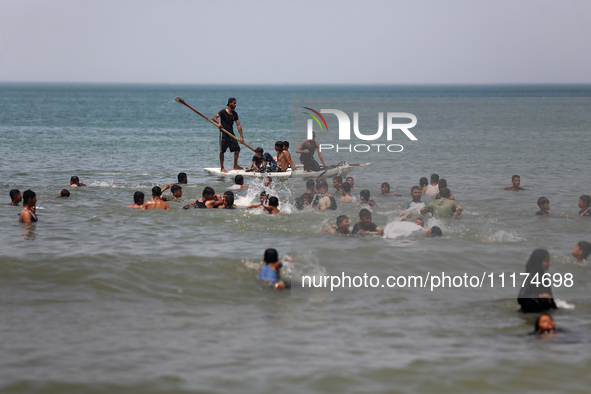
[258, 143, 282, 173]
[296, 132, 327, 172]
[247, 196, 280, 214]
[281, 141, 297, 171]
[252, 147, 276, 172]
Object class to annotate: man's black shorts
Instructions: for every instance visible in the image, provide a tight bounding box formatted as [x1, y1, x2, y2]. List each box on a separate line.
[220, 132, 241, 153]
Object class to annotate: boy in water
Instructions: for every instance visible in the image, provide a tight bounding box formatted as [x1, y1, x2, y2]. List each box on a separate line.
[258, 248, 286, 289]
[247, 196, 280, 214]
[19, 189, 38, 223]
[9, 189, 22, 206]
[346, 177, 354, 189]
[505, 174, 525, 191]
[572, 241, 591, 264]
[332, 176, 343, 195]
[177, 172, 188, 184]
[128, 191, 144, 208]
[218, 191, 237, 209]
[360, 189, 377, 207]
[58, 189, 70, 198]
[378, 182, 402, 196]
[535, 197, 550, 216]
[70, 176, 86, 187]
[423, 173, 439, 196]
[339, 182, 356, 203]
[578, 195, 591, 217]
[313, 180, 337, 210]
[229, 175, 247, 190]
[142, 186, 170, 210]
[322, 215, 351, 235]
[161, 183, 183, 201]
[352, 209, 383, 235]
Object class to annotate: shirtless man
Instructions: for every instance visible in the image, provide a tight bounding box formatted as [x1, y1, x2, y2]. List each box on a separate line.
[19, 189, 38, 223]
[282, 141, 297, 171]
[128, 191, 144, 208]
[247, 196, 280, 214]
[142, 186, 170, 210]
[212, 97, 244, 173]
[276, 141, 291, 172]
[296, 132, 327, 172]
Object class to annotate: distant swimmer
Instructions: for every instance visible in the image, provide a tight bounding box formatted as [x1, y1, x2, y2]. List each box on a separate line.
[578, 195, 591, 217]
[312, 180, 337, 210]
[177, 172, 188, 184]
[352, 209, 383, 236]
[58, 189, 70, 198]
[161, 183, 183, 201]
[383, 221, 442, 239]
[572, 241, 591, 265]
[378, 182, 401, 196]
[435, 179, 454, 200]
[296, 131, 327, 172]
[399, 186, 425, 218]
[531, 314, 562, 337]
[517, 249, 557, 313]
[229, 175, 247, 190]
[419, 177, 428, 190]
[128, 191, 144, 208]
[505, 174, 525, 191]
[259, 191, 269, 205]
[212, 97, 244, 173]
[535, 197, 550, 216]
[346, 176, 354, 189]
[322, 215, 351, 235]
[295, 192, 313, 210]
[247, 196, 280, 214]
[142, 186, 171, 210]
[421, 187, 462, 218]
[218, 191, 237, 209]
[359, 189, 376, 207]
[258, 248, 286, 289]
[423, 173, 439, 196]
[183, 187, 223, 209]
[332, 176, 343, 195]
[19, 189, 37, 223]
[70, 176, 86, 187]
[9, 189, 22, 206]
[339, 182, 356, 203]
[264, 177, 272, 187]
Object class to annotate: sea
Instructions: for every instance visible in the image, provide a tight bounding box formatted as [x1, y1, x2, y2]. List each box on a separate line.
[1, 83, 591, 393]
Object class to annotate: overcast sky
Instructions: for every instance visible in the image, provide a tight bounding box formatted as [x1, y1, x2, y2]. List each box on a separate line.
[1, 0, 590, 84]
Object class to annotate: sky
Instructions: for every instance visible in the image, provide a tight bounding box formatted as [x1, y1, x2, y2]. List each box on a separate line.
[1, 0, 590, 84]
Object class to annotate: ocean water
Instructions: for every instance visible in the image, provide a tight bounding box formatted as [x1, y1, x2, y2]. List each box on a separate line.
[1, 83, 591, 393]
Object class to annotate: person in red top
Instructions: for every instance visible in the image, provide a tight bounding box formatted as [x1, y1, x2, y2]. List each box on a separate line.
[505, 174, 525, 190]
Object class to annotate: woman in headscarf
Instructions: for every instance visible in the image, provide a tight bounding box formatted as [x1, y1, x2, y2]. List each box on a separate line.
[517, 249, 557, 313]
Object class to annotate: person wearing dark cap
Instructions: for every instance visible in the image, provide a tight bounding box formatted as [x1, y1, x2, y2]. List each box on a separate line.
[212, 97, 244, 173]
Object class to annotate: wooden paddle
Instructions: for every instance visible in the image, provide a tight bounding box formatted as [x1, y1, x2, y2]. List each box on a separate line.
[175, 96, 256, 153]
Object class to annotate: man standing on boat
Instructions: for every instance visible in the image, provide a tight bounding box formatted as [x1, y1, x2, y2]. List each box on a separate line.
[213, 97, 244, 173]
[296, 132, 327, 172]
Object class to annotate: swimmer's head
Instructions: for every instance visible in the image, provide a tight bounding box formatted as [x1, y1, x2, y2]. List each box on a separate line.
[579, 195, 590, 209]
[22, 189, 36, 205]
[535, 313, 556, 334]
[234, 175, 244, 185]
[133, 191, 144, 205]
[419, 177, 428, 188]
[430, 173, 439, 184]
[306, 179, 315, 191]
[59, 189, 70, 198]
[526, 249, 550, 274]
[264, 248, 278, 264]
[202, 186, 215, 198]
[342, 182, 351, 194]
[512, 174, 521, 188]
[177, 172, 187, 184]
[10, 189, 22, 204]
[414, 218, 425, 227]
[171, 184, 183, 198]
[70, 176, 80, 185]
[152, 186, 162, 197]
[223, 191, 234, 206]
[411, 186, 422, 201]
[264, 177, 272, 186]
[260, 191, 269, 204]
[359, 208, 372, 222]
[346, 177, 354, 187]
[537, 196, 550, 209]
[425, 226, 442, 237]
[269, 196, 279, 207]
[573, 241, 591, 261]
[381, 182, 390, 194]
[439, 188, 451, 199]
[360, 189, 371, 202]
[438, 178, 448, 189]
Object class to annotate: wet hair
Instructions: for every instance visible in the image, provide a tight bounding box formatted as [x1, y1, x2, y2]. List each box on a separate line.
[177, 172, 187, 183]
[152, 186, 162, 197]
[9, 189, 20, 201]
[264, 177, 272, 184]
[70, 176, 80, 184]
[359, 208, 371, 219]
[512, 174, 520, 181]
[264, 248, 278, 264]
[22, 189, 36, 204]
[223, 191, 234, 206]
[134, 191, 144, 204]
[234, 175, 244, 185]
[579, 195, 591, 207]
[296, 193, 312, 210]
[260, 191, 268, 198]
[59, 189, 70, 197]
[333, 176, 342, 184]
[202, 186, 215, 197]
[430, 174, 439, 183]
[534, 313, 553, 333]
[438, 178, 448, 189]
[415, 218, 425, 226]
[430, 226, 442, 236]
[419, 177, 428, 188]
[360, 189, 370, 202]
[346, 177, 354, 182]
[336, 215, 349, 226]
[525, 249, 550, 276]
[306, 179, 315, 189]
[227, 97, 236, 105]
[316, 180, 328, 190]
[537, 196, 549, 207]
[381, 182, 390, 189]
[255, 147, 264, 155]
[439, 187, 451, 199]
[577, 241, 591, 259]
[282, 141, 290, 149]
[411, 186, 421, 193]
[275, 141, 283, 148]
[171, 184, 182, 193]
[342, 182, 351, 193]
[269, 196, 279, 207]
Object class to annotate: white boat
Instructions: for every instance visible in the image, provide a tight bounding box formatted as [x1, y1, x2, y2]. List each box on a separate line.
[204, 163, 368, 179]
